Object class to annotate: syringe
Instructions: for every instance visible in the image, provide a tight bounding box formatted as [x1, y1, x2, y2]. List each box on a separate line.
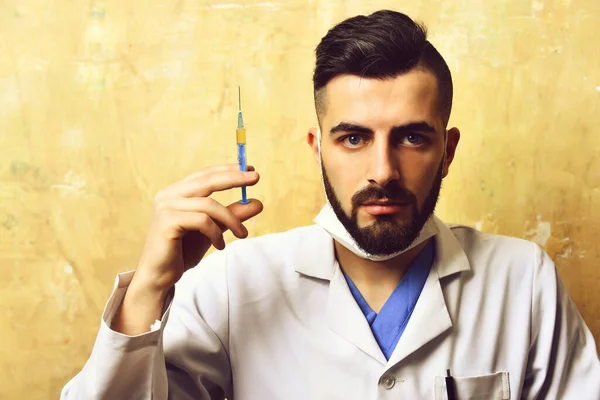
[236, 86, 250, 204]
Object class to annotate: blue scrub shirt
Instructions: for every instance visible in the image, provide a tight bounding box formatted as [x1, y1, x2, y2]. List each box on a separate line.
[343, 239, 435, 360]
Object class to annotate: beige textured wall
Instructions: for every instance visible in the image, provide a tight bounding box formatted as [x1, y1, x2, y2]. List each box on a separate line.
[1, 0, 599, 398]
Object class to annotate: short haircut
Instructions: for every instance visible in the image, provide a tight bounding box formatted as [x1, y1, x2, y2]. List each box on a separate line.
[313, 10, 453, 128]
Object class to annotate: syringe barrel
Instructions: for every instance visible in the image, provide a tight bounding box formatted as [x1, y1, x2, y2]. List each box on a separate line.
[236, 128, 246, 144]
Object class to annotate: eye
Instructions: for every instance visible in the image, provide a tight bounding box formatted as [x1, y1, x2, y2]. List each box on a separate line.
[401, 134, 426, 146]
[341, 135, 365, 148]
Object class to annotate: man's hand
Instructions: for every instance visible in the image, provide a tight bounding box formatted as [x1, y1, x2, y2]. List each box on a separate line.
[112, 164, 263, 335]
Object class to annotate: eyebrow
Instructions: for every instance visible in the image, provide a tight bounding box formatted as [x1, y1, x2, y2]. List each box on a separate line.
[329, 121, 437, 136]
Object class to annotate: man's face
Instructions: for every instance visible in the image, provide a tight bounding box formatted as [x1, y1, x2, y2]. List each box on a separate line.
[314, 70, 454, 256]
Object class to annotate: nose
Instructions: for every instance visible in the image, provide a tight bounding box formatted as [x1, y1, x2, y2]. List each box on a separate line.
[366, 138, 400, 188]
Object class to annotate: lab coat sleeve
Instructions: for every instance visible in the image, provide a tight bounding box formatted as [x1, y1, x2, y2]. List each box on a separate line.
[522, 243, 600, 399]
[60, 250, 232, 400]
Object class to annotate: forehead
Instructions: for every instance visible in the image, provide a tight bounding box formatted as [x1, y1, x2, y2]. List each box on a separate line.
[322, 70, 442, 131]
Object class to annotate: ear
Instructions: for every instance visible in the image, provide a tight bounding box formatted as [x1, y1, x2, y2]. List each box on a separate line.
[442, 127, 460, 178]
[307, 127, 320, 164]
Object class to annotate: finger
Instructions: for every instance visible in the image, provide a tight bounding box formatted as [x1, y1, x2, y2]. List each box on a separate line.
[182, 164, 256, 182]
[226, 198, 264, 223]
[166, 170, 260, 199]
[157, 166, 257, 201]
[172, 211, 225, 250]
[160, 197, 248, 238]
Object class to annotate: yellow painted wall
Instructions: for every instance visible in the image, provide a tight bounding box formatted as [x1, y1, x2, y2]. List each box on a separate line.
[1, 0, 599, 398]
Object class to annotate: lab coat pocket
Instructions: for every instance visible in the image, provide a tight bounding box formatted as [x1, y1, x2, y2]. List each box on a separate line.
[434, 371, 510, 400]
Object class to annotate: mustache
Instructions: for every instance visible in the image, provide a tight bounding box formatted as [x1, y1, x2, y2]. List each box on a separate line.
[351, 182, 416, 208]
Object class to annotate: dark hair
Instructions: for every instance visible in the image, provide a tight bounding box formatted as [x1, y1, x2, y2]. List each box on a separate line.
[313, 10, 453, 127]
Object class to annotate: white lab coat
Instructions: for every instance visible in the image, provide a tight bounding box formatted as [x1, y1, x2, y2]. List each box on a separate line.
[61, 217, 600, 399]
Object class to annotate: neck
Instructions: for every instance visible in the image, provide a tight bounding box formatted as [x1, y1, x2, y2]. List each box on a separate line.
[335, 239, 430, 313]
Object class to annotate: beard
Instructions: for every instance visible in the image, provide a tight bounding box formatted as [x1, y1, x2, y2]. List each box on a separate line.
[322, 160, 444, 256]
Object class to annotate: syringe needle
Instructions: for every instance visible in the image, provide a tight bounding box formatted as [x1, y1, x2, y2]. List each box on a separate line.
[238, 86, 241, 111]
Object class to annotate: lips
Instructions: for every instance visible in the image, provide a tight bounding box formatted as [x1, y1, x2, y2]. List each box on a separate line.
[361, 200, 411, 216]
[362, 200, 409, 206]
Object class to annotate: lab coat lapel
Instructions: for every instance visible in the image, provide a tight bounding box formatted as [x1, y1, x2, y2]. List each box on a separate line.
[385, 264, 452, 367]
[327, 262, 388, 366]
[293, 228, 386, 364]
[386, 217, 471, 368]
